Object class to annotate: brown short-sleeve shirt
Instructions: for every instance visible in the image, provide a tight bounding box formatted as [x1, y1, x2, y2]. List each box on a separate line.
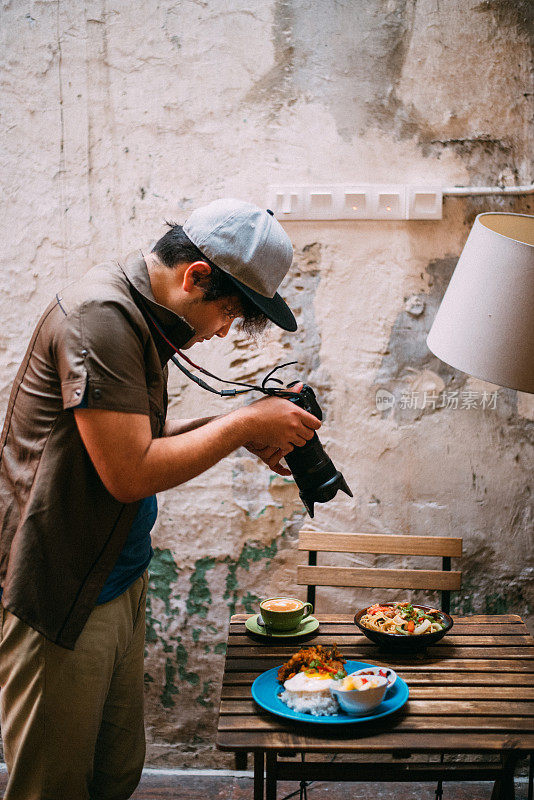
[0, 252, 194, 649]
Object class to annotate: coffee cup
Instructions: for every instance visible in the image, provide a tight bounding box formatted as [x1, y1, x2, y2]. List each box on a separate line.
[259, 597, 314, 631]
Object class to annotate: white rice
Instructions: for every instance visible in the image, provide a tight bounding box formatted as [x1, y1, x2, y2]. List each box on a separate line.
[279, 689, 340, 716]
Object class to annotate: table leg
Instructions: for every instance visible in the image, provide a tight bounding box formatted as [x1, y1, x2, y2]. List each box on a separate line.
[235, 751, 248, 770]
[254, 750, 265, 800]
[266, 751, 277, 800]
[490, 752, 519, 800]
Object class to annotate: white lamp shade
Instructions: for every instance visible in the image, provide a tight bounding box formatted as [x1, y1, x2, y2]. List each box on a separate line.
[427, 212, 534, 394]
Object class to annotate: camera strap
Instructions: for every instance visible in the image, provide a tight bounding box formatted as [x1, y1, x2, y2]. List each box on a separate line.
[141, 302, 299, 399]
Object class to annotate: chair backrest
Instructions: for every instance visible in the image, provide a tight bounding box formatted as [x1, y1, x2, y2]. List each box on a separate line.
[297, 530, 462, 614]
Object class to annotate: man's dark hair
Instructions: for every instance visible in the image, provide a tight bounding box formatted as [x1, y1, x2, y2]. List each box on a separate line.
[152, 223, 269, 334]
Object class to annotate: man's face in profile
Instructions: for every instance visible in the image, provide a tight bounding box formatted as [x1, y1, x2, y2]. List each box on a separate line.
[179, 294, 244, 349]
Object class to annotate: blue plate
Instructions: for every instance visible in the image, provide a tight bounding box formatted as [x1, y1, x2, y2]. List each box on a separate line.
[251, 660, 409, 725]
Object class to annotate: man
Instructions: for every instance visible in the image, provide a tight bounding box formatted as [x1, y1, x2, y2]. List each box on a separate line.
[0, 199, 320, 799]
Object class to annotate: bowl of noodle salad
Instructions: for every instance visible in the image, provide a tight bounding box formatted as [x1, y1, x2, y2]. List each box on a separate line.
[354, 602, 453, 650]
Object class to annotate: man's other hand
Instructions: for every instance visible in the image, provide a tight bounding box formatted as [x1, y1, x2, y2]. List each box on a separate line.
[243, 442, 293, 476]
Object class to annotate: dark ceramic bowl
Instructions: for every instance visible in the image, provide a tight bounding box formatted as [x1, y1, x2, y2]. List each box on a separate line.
[354, 604, 453, 651]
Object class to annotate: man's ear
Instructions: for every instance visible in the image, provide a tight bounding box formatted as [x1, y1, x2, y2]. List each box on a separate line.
[182, 261, 212, 294]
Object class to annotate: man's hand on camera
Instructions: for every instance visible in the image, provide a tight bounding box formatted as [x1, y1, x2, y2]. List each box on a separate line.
[241, 394, 320, 475]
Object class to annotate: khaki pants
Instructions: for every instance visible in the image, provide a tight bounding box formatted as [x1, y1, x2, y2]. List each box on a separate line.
[0, 571, 148, 800]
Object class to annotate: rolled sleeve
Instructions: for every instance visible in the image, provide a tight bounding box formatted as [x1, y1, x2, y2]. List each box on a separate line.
[54, 299, 151, 415]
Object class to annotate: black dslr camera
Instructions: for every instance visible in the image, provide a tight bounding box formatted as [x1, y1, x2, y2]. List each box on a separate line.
[283, 382, 352, 518]
[167, 343, 352, 518]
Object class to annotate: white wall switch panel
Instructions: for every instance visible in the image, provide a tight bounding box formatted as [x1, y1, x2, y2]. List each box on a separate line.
[267, 185, 443, 220]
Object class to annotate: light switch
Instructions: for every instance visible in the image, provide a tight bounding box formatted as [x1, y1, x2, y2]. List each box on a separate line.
[273, 190, 301, 217]
[310, 192, 333, 209]
[374, 187, 405, 219]
[344, 191, 368, 218]
[407, 187, 443, 219]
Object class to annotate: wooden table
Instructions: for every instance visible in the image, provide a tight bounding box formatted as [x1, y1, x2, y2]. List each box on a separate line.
[217, 613, 534, 800]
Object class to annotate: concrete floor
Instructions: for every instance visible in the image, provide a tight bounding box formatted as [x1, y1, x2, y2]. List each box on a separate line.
[129, 769, 531, 800]
[0, 768, 530, 798]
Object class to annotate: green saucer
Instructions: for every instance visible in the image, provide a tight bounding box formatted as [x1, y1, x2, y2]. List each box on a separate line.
[245, 614, 319, 638]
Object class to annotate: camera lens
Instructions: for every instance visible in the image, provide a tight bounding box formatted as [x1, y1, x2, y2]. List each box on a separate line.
[284, 436, 352, 518]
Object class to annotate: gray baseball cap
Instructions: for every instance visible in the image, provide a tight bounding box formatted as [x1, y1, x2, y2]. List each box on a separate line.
[183, 198, 297, 331]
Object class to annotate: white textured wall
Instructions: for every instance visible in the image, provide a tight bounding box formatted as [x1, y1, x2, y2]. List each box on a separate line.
[1, 0, 533, 767]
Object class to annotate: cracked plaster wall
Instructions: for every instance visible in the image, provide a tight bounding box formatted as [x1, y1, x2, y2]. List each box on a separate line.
[0, 0, 533, 767]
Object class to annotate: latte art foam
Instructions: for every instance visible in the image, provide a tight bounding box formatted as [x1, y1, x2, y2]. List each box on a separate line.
[261, 598, 303, 612]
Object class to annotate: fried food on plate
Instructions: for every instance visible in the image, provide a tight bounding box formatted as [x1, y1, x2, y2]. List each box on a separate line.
[277, 643, 346, 683]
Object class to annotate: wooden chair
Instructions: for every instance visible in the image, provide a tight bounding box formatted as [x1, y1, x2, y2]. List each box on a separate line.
[297, 529, 462, 613]
[296, 528, 464, 800]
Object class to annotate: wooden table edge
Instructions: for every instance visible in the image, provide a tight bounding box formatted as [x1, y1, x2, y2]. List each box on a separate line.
[229, 613, 527, 624]
[215, 734, 534, 754]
